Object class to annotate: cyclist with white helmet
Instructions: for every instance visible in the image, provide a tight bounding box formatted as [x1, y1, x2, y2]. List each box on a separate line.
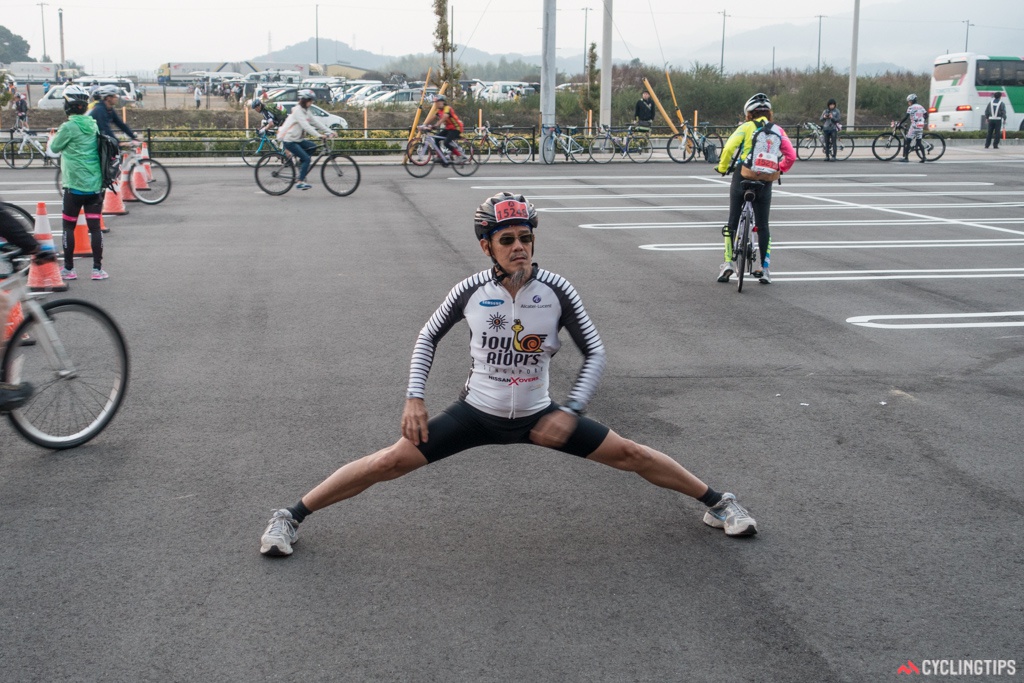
[897, 93, 928, 163]
[715, 93, 796, 285]
[50, 85, 109, 280]
[259, 191, 759, 558]
[275, 89, 337, 190]
[88, 84, 139, 145]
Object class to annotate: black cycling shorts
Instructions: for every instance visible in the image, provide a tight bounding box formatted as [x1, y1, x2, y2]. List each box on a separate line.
[415, 400, 610, 463]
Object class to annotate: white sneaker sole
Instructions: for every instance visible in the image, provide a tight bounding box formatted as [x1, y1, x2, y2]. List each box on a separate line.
[260, 536, 294, 556]
[703, 512, 758, 537]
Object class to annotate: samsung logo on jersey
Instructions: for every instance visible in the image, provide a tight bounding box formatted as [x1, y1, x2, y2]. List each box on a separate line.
[480, 299, 505, 307]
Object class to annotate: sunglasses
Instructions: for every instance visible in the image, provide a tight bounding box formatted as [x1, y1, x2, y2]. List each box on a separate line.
[496, 233, 535, 246]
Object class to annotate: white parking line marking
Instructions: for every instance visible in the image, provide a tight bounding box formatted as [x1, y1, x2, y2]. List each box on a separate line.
[453, 173, 930, 181]
[779, 270, 1024, 282]
[847, 311, 1024, 328]
[640, 239, 1024, 251]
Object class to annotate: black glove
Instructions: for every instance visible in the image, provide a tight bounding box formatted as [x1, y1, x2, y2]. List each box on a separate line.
[34, 249, 57, 265]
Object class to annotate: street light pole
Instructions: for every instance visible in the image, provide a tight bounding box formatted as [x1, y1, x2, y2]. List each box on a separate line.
[315, 4, 319, 65]
[963, 20, 973, 52]
[719, 10, 729, 74]
[816, 15, 827, 71]
[58, 7, 65, 65]
[37, 2, 49, 60]
[582, 6, 590, 82]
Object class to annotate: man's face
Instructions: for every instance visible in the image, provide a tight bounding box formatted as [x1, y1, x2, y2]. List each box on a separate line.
[104, 95, 117, 108]
[300, 99, 312, 109]
[642, 92, 650, 100]
[482, 225, 534, 275]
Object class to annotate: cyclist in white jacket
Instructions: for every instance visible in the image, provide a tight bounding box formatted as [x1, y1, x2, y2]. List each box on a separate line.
[276, 90, 336, 190]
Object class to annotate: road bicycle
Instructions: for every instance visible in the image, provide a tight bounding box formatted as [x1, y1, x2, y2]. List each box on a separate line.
[241, 129, 283, 167]
[871, 124, 946, 162]
[54, 143, 173, 205]
[255, 139, 362, 195]
[3, 128, 61, 169]
[540, 125, 587, 164]
[666, 121, 723, 164]
[404, 126, 479, 178]
[469, 122, 531, 164]
[729, 180, 765, 293]
[588, 124, 654, 163]
[0, 239, 129, 449]
[796, 122, 855, 161]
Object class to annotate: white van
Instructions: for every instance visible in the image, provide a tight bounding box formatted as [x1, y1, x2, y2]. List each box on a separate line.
[482, 81, 530, 102]
[36, 78, 137, 110]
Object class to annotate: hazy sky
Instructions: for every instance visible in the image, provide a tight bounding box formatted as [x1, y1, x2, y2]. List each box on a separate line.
[4, 0, 1022, 75]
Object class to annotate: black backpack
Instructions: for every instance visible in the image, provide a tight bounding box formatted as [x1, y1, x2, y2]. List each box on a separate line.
[96, 133, 122, 192]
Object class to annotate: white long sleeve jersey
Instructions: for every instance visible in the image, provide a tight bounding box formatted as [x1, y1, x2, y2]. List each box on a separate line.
[406, 267, 607, 419]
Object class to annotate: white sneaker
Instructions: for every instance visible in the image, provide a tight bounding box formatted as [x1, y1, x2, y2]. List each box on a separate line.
[758, 268, 771, 285]
[702, 493, 758, 536]
[260, 509, 299, 556]
[717, 261, 736, 283]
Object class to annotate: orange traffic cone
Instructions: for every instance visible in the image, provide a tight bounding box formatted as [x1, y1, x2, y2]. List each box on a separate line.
[132, 163, 150, 192]
[3, 300, 23, 343]
[118, 166, 138, 203]
[141, 142, 154, 181]
[27, 202, 69, 292]
[102, 185, 128, 216]
[73, 209, 93, 258]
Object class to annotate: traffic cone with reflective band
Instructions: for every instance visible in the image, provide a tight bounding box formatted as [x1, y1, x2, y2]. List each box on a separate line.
[3, 301, 24, 343]
[118, 165, 138, 203]
[27, 201, 68, 292]
[132, 163, 150, 192]
[141, 143, 154, 181]
[72, 209, 94, 258]
[102, 185, 128, 216]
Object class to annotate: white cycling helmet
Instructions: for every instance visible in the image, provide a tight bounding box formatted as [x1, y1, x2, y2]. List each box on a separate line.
[907, 93, 918, 104]
[744, 92, 772, 113]
[297, 89, 316, 101]
[96, 84, 120, 98]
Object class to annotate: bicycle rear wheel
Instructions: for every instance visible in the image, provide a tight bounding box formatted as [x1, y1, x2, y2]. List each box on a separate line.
[129, 159, 172, 204]
[834, 135, 855, 161]
[872, 133, 902, 161]
[797, 136, 817, 160]
[3, 299, 129, 450]
[404, 137, 435, 178]
[503, 136, 531, 164]
[626, 135, 653, 163]
[589, 135, 615, 164]
[451, 143, 480, 176]
[0, 202, 34, 231]
[921, 133, 946, 161]
[540, 135, 556, 164]
[321, 153, 361, 196]
[255, 153, 296, 194]
[735, 213, 752, 293]
[3, 141, 35, 168]
[666, 132, 696, 163]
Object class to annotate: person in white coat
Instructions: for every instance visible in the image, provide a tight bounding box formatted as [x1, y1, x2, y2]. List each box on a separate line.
[275, 89, 336, 190]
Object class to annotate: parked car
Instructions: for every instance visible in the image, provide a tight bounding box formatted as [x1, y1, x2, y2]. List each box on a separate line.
[36, 84, 135, 110]
[265, 86, 333, 105]
[277, 102, 349, 130]
[373, 88, 438, 108]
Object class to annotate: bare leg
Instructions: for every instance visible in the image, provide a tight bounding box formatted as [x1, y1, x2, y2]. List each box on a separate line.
[301, 437, 429, 511]
[586, 430, 709, 499]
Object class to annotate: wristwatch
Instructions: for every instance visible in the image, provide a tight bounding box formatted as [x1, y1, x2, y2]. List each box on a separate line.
[561, 400, 586, 417]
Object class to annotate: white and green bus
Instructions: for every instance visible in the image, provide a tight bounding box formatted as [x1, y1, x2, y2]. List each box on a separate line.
[929, 52, 1024, 131]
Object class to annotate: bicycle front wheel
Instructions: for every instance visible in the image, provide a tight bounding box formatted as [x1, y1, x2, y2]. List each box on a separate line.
[921, 133, 946, 161]
[129, 159, 172, 204]
[797, 136, 817, 160]
[540, 135, 556, 164]
[3, 141, 35, 168]
[666, 132, 696, 163]
[3, 299, 129, 450]
[241, 138, 261, 167]
[475, 138, 495, 164]
[627, 135, 653, 163]
[404, 138, 435, 178]
[0, 202, 34, 231]
[451, 144, 480, 177]
[872, 133, 902, 161]
[834, 135, 855, 161]
[589, 135, 615, 164]
[255, 153, 296, 194]
[320, 154, 361, 196]
[503, 136, 531, 164]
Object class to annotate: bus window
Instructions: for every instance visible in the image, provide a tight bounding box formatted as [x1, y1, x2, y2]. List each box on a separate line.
[933, 61, 966, 81]
[976, 60, 1003, 86]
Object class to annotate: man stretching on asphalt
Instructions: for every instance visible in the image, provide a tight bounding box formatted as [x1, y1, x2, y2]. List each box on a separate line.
[260, 192, 758, 557]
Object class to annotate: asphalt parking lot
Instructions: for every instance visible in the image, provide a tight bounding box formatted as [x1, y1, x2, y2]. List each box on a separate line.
[2, 147, 1023, 682]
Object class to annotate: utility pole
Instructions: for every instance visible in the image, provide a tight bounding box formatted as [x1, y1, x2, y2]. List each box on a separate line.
[847, 0, 860, 127]
[599, 0, 612, 126]
[541, 0, 556, 129]
[962, 20, 973, 52]
[37, 2, 49, 60]
[58, 7, 65, 64]
[719, 10, 729, 74]
[816, 15, 826, 71]
[582, 6, 591, 81]
[315, 5, 319, 65]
